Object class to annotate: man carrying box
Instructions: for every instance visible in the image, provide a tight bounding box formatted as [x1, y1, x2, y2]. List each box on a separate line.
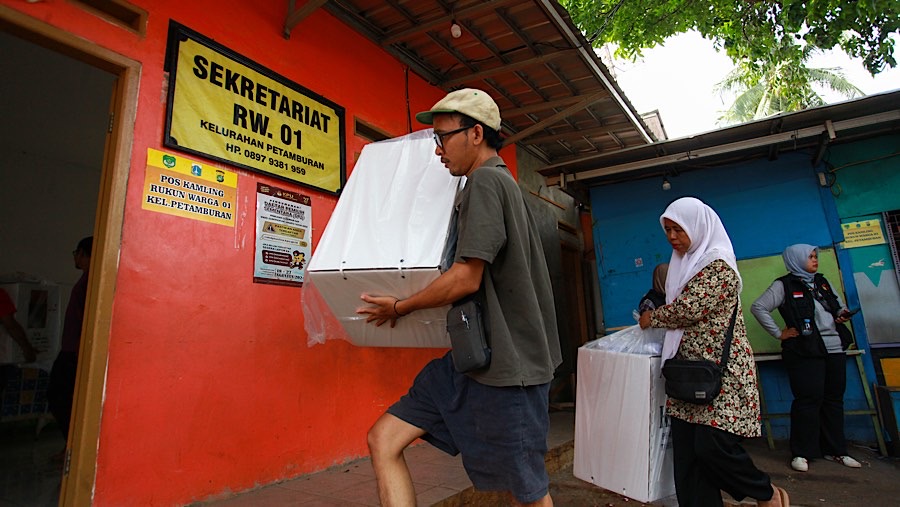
[357, 88, 561, 507]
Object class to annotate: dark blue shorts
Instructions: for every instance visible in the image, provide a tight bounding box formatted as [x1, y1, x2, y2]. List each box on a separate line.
[388, 352, 551, 504]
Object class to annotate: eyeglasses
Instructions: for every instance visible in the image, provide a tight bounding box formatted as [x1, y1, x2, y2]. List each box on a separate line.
[433, 126, 472, 149]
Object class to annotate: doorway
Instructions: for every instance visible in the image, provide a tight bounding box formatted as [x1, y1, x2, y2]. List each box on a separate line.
[1, 7, 138, 505]
[0, 27, 111, 506]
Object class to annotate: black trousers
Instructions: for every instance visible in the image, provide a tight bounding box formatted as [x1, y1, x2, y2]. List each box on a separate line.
[48, 351, 78, 440]
[671, 417, 773, 507]
[782, 350, 847, 458]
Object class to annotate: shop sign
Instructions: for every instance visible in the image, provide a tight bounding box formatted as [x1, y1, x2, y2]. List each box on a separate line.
[164, 22, 345, 194]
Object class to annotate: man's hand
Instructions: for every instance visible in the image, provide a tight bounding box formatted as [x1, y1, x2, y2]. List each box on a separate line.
[357, 294, 402, 328]
[779, 327, 799, 340]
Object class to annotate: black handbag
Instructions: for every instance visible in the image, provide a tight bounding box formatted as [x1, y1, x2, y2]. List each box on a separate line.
[662, 305, 738, 405]
[446, 299, 491, 373]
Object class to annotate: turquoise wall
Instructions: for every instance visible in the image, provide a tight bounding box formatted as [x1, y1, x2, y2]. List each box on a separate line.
[825, 135, 900, 349]
[827, 134, 900, 218]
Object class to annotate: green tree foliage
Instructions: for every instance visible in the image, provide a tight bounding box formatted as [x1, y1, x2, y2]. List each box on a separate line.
[713, 43, 865, 123]
[561, 0, 899, 75]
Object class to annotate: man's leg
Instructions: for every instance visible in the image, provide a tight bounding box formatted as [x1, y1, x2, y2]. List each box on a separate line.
[47, 352, 77, 440]
[367, 412, 427, 507]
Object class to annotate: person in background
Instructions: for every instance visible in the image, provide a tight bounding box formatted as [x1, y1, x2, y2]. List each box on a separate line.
[638, 262, 668, 314]
[750, 244, 861, 473]
[1, 288, 39, 394]
[357, 89, 561, 507]
[48, 236, 92, 441]
[639, 197, 789, 507]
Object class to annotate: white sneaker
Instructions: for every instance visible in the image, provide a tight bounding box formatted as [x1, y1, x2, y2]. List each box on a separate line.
[790, 456, 809, 472]
[824, 455, 862, 468]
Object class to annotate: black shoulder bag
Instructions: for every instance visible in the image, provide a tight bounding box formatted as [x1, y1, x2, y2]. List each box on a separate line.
[446, 298, 491, 373]
[661, 305, 739, 405]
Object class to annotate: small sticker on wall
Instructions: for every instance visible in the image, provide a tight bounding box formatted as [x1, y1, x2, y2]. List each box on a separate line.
[635, 257, 644, 268]
[841, 219, 885, 248]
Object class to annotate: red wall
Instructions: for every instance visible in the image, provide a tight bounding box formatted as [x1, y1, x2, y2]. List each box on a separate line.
[3, 1, 517, 505]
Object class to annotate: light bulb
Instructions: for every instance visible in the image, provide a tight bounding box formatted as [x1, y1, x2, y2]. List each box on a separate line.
[450, 22, 462, 39]
[662, 178, 671, 191]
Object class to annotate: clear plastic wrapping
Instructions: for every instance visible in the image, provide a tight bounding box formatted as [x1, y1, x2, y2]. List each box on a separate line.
[584, 325, 665, 356]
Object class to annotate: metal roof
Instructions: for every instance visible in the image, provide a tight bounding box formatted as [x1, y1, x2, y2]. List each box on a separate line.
[284, 0, 655, 166]
[542, 89, 900, 188]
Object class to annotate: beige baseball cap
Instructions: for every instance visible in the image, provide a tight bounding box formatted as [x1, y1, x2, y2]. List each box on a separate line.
[416, 88, 501, 131]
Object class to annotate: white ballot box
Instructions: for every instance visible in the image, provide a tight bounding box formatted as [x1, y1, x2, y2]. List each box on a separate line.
[574, 346, 675, 503]
[306, 129, 458, 348]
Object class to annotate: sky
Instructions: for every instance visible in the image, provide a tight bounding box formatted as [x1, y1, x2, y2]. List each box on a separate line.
[609, 31, 900, 139]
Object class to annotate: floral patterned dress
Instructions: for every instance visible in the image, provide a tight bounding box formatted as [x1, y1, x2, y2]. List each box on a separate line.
[650, 259, 761, 438]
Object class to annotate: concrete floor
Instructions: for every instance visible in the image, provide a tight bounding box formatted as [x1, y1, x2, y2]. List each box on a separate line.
[200, 408, 900, 507]
[3, 408, 898, 506]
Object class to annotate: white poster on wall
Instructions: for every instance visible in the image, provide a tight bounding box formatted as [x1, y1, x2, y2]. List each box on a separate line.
[253, 183, 312, 287]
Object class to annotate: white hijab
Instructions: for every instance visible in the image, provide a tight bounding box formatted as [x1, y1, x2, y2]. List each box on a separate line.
[659, 197, 742, 361]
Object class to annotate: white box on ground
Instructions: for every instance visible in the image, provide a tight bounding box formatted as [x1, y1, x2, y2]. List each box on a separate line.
[0, 282, 61, 370]
[574, 347, 675, 503]
[306, 129, 458, 348]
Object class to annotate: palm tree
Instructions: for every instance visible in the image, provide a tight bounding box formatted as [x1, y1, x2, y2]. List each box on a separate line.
[715, 44, 864, 125]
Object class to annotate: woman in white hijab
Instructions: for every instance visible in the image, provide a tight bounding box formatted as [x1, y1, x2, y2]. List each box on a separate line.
[640, 197, 789, 507]
[751, 244, 861, 473]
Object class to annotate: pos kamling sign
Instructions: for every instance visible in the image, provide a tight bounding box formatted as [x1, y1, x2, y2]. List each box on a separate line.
[164, 22, 346, 194]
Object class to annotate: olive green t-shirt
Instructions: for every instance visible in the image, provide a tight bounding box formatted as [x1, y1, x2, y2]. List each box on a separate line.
[454, 157, 561, 387]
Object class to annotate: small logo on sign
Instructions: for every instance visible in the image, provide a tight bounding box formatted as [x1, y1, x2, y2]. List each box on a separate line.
[191, 164, 202, 177]
[162, 155, 176, 168]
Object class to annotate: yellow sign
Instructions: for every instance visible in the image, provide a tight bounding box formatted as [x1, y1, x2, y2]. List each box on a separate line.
[142, 148, 237, 227]
[164, 23, 345, 194]
[261, 221, 305, 239]
[841, 219, 886, 248]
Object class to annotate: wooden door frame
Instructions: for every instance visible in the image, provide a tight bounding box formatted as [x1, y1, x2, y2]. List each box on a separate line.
[1, 6, 138, 506]
[560, 241, 590, 347]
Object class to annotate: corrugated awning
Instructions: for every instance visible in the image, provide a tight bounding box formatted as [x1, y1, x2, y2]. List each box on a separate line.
[540, 90, 900, 188]
[284, 0, 655, 168]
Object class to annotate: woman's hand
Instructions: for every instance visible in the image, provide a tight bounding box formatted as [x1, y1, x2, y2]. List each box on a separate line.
[779, 327, 799, 340]
[639, 310, 652, 329]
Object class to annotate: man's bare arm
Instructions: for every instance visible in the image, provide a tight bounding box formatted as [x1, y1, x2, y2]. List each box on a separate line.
[357, 258, 485, 327]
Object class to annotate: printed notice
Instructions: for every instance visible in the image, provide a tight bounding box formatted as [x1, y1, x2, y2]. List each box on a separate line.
[254, 183, 312, 286]
[841, 219, 886, 248]
[142, 148, 237, 226]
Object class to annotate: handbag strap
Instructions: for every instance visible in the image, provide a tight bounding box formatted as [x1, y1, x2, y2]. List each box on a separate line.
[718, 304, 740, 371]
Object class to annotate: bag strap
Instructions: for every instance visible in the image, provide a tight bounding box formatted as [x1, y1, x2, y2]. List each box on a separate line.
[718, 304, 740, 371]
